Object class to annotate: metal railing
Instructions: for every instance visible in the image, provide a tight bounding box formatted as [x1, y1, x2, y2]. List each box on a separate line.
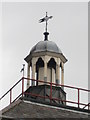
[0, 77, 90, 110]
[0, 78, 23, 105]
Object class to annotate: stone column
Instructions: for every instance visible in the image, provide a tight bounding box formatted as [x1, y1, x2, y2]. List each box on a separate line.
[61, 63, 64, 90]
[32, 64, 36, 86]
[44, 61, 47, 83]
[56, 64, 60, 84]
[27, 63, 30, 89]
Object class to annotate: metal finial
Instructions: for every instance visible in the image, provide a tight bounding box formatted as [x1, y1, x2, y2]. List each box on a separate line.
[45, 12, 48, 32]
[46, 12, 47, 16]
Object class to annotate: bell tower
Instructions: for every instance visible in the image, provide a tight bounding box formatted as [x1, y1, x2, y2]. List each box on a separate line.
[25, 12, 67, 89]
[24, 13, 67, 105]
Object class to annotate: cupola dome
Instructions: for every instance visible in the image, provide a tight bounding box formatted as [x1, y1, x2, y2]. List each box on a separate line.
[30, 40, 62, 55]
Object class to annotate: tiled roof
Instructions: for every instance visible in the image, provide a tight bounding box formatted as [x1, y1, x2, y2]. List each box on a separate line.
[1, 99, 90, 119]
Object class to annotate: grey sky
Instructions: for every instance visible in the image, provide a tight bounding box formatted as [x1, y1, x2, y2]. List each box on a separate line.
[1, 2, 88, 109]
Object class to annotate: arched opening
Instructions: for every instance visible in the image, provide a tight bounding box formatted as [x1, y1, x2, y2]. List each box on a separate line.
[48, 58, 56, 70]
[47, 58, 56, 83]
[36, 57, 44, 85]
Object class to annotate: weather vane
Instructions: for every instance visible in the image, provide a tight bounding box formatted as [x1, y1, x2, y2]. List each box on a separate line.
[39, 12, 53, 33]
[20, 64, 25, 77]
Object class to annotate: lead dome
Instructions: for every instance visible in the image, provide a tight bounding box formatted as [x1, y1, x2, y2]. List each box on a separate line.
[30, 40, 62, 54]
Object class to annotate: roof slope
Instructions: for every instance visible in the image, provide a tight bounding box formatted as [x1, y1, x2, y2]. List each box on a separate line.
[1, 99, 90, 119]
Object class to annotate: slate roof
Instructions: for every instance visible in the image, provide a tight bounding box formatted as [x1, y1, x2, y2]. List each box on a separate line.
[1, 99, 90, 119]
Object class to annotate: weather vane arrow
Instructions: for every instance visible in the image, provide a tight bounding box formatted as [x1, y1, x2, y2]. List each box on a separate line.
[39, 12, 53, 32]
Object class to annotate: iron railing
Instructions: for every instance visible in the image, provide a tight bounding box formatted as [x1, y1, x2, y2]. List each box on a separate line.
[0, 77, 90, 110]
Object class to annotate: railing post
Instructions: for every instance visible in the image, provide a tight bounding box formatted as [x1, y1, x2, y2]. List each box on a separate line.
[78, 89, 80, 108]
[10, 89, 12, 104]
[22, 77, 24, 97]
[50, 82, 52, 103]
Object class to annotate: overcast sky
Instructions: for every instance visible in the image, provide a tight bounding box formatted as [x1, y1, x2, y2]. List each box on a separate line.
[0, 1, 88, 109]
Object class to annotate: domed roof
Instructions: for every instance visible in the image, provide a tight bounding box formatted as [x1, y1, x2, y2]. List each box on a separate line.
[30, 40, 62, 54]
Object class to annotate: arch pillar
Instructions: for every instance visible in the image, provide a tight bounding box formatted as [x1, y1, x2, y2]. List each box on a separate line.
[44, 61, 47, 82]
[56, 58, 60, 84]
[27, 62, 30, 89]
[32, 58, 37, 86]
[56, 64, 60, 84]
[44, 56, 49, 83]
[32, 64, 36, 86]
[61, 62, 64, 90]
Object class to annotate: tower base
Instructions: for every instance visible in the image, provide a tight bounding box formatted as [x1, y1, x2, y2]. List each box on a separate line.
[23, 85, 66, 105]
